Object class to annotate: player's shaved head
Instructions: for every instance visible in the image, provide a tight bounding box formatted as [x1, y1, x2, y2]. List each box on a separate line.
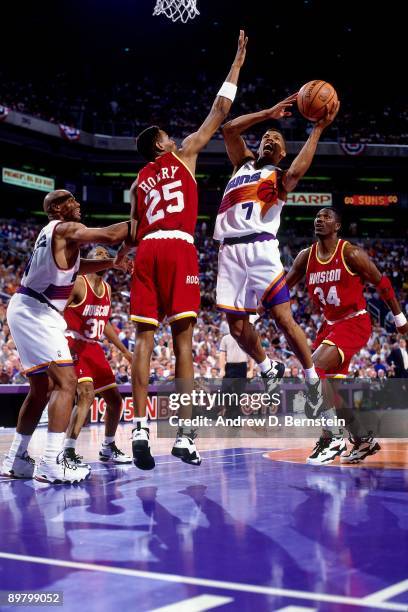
[43, 190, 74, 214]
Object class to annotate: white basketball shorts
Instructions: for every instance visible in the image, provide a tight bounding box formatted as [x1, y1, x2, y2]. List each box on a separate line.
[216, 238, 290, 315]
[7, 293, 73, 376]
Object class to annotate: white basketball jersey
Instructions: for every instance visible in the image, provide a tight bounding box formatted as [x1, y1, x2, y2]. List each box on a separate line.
[21, 220, 80, 311]
[213, 160, 286, 240]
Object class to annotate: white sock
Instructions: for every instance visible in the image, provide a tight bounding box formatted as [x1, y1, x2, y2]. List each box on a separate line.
[63, 437, 76, 450]
[258, 357, 272, 373]
[103, 436, 115, 445]
[133, 417, 148, 428]
[43, 432, 65, 463]
[304, 366, 318, 382]
[9, 432, 31, 458]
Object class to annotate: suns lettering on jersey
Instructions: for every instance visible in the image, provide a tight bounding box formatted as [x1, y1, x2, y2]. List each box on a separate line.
[214, 161, 286, 240]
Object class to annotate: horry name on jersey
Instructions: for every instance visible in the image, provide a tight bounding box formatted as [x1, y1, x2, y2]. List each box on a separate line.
[138, 166, 179, 194]
[224, 171, 262, 194]
[309, 269, 341, 285]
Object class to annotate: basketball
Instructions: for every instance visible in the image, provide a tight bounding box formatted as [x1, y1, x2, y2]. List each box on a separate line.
[297, 80, 338, 121]
[257, 180, 278, 204]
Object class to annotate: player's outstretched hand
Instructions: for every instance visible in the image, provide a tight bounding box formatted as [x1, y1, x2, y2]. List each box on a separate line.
[233, 30, 248, 68]
[113, 255, 133, 273]
[267, 93, 298, 120]
[124, 349, 133, 363]
[315, 99, 341, 129]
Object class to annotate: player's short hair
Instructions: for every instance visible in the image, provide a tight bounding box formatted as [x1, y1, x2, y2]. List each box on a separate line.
[318, 207, 342, 226]
[87, 246, 110, 259]
[136, 125, 161, 161]
[265, 128, 287, 150]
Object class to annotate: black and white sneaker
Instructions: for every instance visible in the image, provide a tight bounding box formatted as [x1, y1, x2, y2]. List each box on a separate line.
[64, 447, 90, 468]
[261, 361, 285, 398]
[341, 433, 381, 464]
[34, 452, 91, 484]
[171, 428, 201, 466]
[1, 451, 35, 479]
[99, 442, 132, 464]
[132, 424, 155, 470]
[304, 378, 324, 418]
[307, 435, 347, 465]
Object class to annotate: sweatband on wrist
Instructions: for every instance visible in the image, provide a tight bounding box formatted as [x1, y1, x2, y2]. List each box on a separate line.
[217, 82, 237, 101]
[394, 312, 407, 327]
[376, 275, 396, 302]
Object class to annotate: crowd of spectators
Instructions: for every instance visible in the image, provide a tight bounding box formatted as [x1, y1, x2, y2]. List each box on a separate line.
[1, 73, 408, 144]
[1, 219, 407, 386]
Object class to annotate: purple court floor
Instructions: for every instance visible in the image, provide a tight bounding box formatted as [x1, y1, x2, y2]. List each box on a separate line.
[0, 428, 408, 611]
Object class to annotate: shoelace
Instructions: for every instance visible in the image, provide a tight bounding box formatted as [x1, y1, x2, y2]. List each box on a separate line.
[314, 436, 331, 452]
[105, 442, 125, 457]
[176, 427, 197, 441]
[21, 451, 35, 465]
[62, 449, 83, 468]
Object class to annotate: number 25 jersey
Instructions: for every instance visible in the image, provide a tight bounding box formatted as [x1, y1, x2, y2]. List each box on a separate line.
[306, 239, 367, 322]
[134, 151, 198, 241]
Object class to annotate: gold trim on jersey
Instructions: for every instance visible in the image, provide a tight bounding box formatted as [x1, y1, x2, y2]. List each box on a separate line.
[78, 377, 94, 384]
[315, 239, 341, 265]
[167, 311, 198, 324]
[341, 241, 358, 276]
[67, 275, 88, 309]
[305, 246, 313, 276]
[24, 359, 74, 375]
[171, 152, 197, 184]
[130, 315, 159, 327]
[95, 382, 118, 393]
[85, 274, 106, 299]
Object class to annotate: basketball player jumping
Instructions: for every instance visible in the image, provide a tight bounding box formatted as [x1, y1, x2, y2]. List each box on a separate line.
[1, 190, 131, 484]
[63, 246, 133, 467]
[115, 31, 248, 470]
[286, 207, 408, 464]
[215, 96, 340, 410]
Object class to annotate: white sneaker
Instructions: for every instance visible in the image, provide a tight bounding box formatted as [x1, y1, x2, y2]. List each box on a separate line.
[307, 435, 347, 465]
[171, 428, 201, 466]
[34, 452, 91, 484]
[99, 442, 132, 464]
[63, 447, 90, 468]
[132, 424, 155, 470]
[341, 434, 381, 464]
[304, 379, 324, 418]
[1, 451, 35, 478]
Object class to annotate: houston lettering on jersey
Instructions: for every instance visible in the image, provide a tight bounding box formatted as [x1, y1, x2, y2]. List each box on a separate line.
[308, 269, 341, 284]
[82, 304, 110, 317]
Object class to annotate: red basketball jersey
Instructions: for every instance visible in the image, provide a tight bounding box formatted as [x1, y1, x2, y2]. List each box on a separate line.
[306, 239, 366, 321]
[64, 276, 111, 341]
[134, 151, 198, 240]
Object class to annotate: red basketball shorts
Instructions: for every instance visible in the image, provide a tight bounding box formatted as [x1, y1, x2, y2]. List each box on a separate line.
[67, 337, 116, 393]
[130, 237, 200, 326]
[313, 312, 372, 377]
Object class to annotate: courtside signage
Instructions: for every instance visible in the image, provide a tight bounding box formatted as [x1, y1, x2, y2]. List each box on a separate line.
[286, 192, 332, 206]
[344, 194, 398, 206]
[2, 167, 55, 192]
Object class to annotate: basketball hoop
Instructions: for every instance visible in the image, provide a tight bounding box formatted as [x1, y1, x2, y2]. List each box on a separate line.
[153, 0, 199, 23]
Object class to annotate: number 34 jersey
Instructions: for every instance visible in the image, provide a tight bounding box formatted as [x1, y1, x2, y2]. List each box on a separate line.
[306, 239, 367, 322]
[134, 151, 198, 241]
[64, 276, 111, 342]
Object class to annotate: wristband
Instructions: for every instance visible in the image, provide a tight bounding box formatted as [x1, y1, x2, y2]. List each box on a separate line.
[394, 312, 407, 327]
[217, 81, 237, 102]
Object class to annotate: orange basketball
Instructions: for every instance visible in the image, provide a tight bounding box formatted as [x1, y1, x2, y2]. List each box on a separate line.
[257, 180, 278, 204]
[297, 80, 338, 122]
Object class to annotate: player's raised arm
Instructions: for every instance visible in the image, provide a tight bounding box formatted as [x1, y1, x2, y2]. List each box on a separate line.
[285, 247, 311, 290]
[283, 100, 340, 193]
[178, 30, 248, 166]
[344, 243, 408, 334]
[222, 94, 298, 172]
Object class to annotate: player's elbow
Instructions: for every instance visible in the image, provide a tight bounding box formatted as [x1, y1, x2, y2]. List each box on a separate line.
[221, 121, 236, 135]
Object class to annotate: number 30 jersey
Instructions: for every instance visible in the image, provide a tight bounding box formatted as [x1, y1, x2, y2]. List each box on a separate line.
[306, 239, 367, 322]
[134, 151, 198, 241]
[64, 276, 111, 342]
[214, 160, 286, 240]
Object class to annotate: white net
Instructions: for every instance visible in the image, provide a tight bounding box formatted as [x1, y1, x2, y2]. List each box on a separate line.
[153, 0, 199, 23]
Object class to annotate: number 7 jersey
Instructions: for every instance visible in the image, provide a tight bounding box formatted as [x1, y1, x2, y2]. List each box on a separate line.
[134, 151, 198, 240]
[306, 239, 367, 322]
